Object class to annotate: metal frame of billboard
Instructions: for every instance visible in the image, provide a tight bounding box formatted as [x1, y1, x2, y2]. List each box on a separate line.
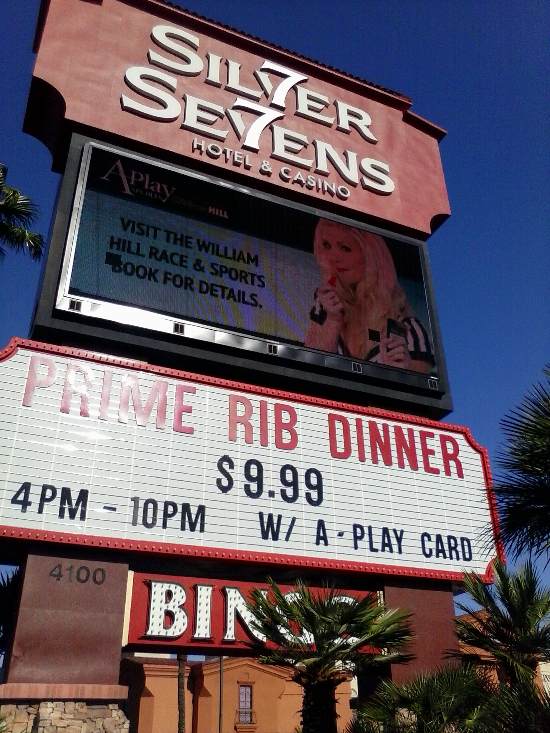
[31, 134, 452, 418]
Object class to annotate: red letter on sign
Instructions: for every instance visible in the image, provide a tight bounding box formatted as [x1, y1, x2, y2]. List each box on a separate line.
[440, 435, 464, 479]
[173, 384, 196, 434]
[419, 431, 440, 475]
[22, 356, 56, 407]
[394, 426, 419, 471]
[60, 363, 94, 418]
[328, 414, 351, 459]
[119, 377, 168, 429]
[274, 404, 298, 450]
[368, 421, 392, 467]
[228, 395, 253, 444]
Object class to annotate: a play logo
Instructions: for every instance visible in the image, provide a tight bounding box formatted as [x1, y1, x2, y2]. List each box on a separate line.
[99, 158, 175, 204]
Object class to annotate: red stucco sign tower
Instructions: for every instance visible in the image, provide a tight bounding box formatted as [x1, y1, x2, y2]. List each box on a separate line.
[0, 1, 500, 729]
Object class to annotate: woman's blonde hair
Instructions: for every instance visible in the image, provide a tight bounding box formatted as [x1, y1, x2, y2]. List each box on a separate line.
[313, 218, 411, 358]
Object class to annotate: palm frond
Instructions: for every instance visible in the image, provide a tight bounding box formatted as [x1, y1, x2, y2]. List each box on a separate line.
[476, 679, 550, 733]
[247, 578, 412, 686]
[0, 185, 39, 227]
[0, 222, 44, 260]
[455, 560, 550, 685]
[354, 664, 493, 733]
[0, 567, 22, 652]
[0, 164, 44, 261]
[493, 367, 550, 559]
[493, 477, 550, 559]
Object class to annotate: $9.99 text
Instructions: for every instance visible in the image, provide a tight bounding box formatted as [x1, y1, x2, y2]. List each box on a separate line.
[216, 456, 324, 507]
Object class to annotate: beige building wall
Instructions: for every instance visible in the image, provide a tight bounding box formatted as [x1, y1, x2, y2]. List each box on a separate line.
[130, 659, 194, 733]
[131, 656, 353, 733]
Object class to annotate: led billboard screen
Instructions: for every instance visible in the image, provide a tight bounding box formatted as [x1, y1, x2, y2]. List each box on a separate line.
[59, 143, 440, 382]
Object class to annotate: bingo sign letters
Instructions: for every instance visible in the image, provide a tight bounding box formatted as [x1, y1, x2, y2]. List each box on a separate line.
[128, 574, 375, 651]
[0, 340, 499, 580]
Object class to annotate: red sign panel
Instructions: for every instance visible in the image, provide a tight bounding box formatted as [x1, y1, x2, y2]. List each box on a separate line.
[28, 0, 450, 234]
[128, 572, 373, 652]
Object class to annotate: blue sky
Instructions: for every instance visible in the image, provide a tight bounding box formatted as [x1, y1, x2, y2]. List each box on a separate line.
[1, 1, 549, 566]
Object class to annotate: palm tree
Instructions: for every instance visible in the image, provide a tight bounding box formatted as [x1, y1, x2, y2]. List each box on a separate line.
[476, 678, 550, 733]
[348, 664, 494, 733]
[455, 560, 550, 686]
[350, 562, 550, 733]
[493, 366, 550, 559]
[348, 666, 550, 733]
[0, 164, 44, 260]
[247, 579, 412, 733]
[0, 567, 22, 681]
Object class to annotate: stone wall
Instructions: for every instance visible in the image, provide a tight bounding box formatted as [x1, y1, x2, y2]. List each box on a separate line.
[0, 702, 129, 733]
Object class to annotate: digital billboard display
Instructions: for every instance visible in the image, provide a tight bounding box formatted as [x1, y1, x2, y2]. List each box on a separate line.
[58, 143, 440, 383]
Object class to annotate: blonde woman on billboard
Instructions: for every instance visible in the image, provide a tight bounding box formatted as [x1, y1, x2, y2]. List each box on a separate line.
[304, 219, 434, 374]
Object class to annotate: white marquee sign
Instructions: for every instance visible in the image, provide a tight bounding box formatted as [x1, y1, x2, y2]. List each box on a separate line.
[0, 340, 499, 579]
